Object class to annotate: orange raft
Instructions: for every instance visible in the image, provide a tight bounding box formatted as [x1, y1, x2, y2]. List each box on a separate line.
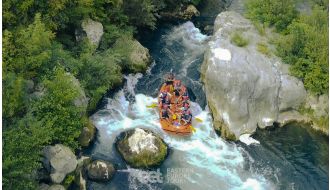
[158, 81, 192, 136]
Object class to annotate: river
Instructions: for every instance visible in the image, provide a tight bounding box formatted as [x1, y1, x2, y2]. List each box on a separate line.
[85, 1, 329, 190]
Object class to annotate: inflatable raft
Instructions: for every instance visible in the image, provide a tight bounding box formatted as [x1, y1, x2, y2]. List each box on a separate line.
[158, 80, 192, 135]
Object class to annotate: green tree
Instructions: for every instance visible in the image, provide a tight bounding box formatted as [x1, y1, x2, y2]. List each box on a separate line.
[123, 0, 157, 29]
[245, 0, 298, 32]
[31, 68, 84, 149]
[3, 114, 53, 190]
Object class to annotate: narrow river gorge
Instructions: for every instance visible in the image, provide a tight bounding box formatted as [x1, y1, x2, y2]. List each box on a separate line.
[85, 1, 329, 189]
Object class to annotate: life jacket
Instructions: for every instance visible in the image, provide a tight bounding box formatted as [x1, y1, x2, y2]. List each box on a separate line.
[182, 110, 192, 120]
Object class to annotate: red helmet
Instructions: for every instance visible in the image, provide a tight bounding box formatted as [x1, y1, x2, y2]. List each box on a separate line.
[174, 80, 181, 87]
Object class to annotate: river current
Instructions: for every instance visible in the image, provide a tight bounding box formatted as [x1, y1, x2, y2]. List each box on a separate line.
[85, 5, 328, 190]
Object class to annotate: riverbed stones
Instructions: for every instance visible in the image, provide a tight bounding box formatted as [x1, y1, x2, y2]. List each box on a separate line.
[42, 144, 78, 184]
[86, 160, 115, 182]
[80, 18, 104, 46]
[116, 128, 168, 168]
[201, 11, 307, 140]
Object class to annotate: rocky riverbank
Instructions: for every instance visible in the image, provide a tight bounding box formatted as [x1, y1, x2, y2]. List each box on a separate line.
[201, 11, 328, 140]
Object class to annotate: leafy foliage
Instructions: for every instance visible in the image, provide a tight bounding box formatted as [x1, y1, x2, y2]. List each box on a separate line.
[2, 0, 204, 189]
[245, 0, 298, 32]
[275, 5, 328, 95]
[246, 0, 328, 95]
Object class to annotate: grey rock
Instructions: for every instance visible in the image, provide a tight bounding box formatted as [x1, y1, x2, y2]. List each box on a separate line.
[74, 156, 91, 190]
[129, 39, 151, 72]
[305, 93, 329, 118]
[42, 144, 78, 184]
[78, 121, 96, 147]
[65, 73, 89, 114]
[38, 183, 50, 190]
[81, 18, 104, 46]
[116, 128, 168, 168]
[86, 160, 115, 182]
[48, 184, 65, 190]
[201, 11, 307, 139]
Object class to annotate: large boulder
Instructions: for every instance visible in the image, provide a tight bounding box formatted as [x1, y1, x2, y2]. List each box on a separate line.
[305, 93, 329, 118]
[48, 184, 65, 190]
[116, 128, 168, 168]
[78, 119, 96, 147]
[76, 18, 104, 47]
[65, 73, 89, 114]
[86, 160, 115, 182]
[201, 11, 307, 140]
[42, 144, 78, 184]
[113, 38, 152, 73]
[129, 40, 152, 72]
[74, 156, 92, 190]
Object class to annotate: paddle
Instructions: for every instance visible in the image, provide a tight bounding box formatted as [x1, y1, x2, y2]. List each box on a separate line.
[194, 117, 203, 122]
[190, 125, 196, 133]
[146, 103, 158, 108]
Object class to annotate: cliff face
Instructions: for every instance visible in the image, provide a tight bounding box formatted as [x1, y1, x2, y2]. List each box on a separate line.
[201, 11, 307, 140]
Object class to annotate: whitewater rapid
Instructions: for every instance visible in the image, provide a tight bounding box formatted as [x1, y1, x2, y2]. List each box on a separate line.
[87, 21, 276, 190]
[90, 78, 273, 190]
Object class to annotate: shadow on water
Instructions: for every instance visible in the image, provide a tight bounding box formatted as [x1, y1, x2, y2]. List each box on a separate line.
[238, 124, 329, 190]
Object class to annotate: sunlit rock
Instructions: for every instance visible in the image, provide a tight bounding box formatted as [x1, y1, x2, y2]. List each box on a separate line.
[201, 11, 307, 140]
[116, 128, 168, 168]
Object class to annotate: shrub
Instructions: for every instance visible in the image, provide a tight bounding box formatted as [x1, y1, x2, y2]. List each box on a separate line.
[230, 32, 249, 47]
[257, 42, 271, 56]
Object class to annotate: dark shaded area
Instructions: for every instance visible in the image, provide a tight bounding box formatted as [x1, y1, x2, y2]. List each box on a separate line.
[239, 124, 329, 190]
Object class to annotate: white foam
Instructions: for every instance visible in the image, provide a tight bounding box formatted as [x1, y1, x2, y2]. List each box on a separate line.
[213, 48, 232, 61]
[239, 134, 260, 145]
[92, 92, 271, 189]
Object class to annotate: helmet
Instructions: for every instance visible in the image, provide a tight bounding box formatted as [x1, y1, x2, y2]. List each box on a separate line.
[163, 104, 168, 109]
[174, 80, 181, 87]
[166, 73, 174, 81]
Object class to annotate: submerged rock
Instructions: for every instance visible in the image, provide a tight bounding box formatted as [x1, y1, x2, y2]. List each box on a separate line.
[42, 144, 78, 184]
[201, 11, 307, 140]
[86, 160, 115, 182]
[116, 128, 168, 168]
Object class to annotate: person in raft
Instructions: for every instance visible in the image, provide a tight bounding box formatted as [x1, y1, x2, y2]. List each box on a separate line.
[173, 80, 187, 103]
[161, 103, 173, 122]
[158, 90, 172, 106]
[162, 73, 175, 93]
[181, 106, 192, 125]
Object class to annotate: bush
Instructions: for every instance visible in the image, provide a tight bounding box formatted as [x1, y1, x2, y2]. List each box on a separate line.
[257, 42, 271, 56]
[31, 68, 84, 149]
[276, 5, 328, 95]
[230, 32, 249, 47]
[78, 49, 123, 112]
[245, 0, 298, 32]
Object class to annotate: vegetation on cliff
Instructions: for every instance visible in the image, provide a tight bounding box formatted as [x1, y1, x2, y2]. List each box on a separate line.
[246, 0, 328, 95]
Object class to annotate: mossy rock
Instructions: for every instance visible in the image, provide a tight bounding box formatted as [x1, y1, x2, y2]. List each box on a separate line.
[116, 128, 168, 168]
[78, 118, 96, 147]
